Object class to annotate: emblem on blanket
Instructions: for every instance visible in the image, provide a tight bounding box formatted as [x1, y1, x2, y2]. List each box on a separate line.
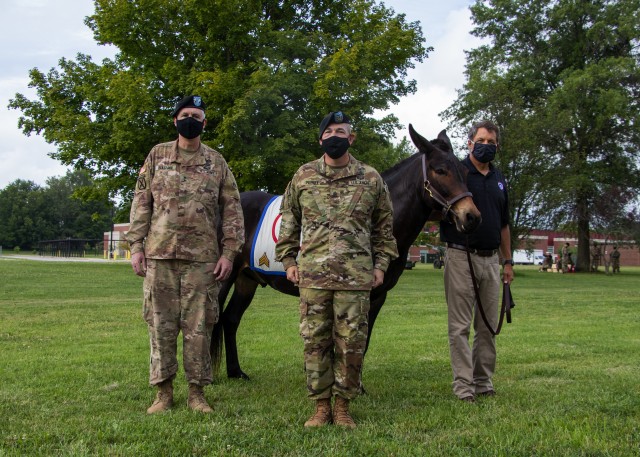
[250, 195, 286, 275]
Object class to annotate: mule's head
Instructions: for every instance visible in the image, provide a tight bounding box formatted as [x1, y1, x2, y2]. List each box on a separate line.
[408, 124, 481, 234]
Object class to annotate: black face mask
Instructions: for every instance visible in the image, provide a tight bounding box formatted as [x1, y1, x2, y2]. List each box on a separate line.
[176, 117, 204, 139]
[321, 136, 350, 159]
[472, 142, 497, 163]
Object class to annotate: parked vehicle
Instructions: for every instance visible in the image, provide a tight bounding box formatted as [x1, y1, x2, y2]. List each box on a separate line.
[513, 249, 545, 265]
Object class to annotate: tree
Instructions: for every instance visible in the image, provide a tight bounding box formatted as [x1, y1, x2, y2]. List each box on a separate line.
[443, 0, 640, 271]
[44, 170, 114, 240]
[0, 171, 114, 250]
[10, 0, 428, 200]
[0, 181, 53, 250]
[591, 186, 640, 248]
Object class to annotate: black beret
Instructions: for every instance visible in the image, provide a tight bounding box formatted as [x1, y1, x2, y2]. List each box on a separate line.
[171, 95, 206, 117]
[319, 111, 351, 138]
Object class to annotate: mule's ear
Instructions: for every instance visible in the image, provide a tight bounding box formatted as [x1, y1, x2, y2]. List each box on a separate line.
[437, 129, 454, 153]
[409, 123, 436, 155]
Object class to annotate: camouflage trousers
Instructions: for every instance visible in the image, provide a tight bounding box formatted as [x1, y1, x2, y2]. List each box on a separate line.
[612, 259, 620, 273]
[298, 288, 370, 401]
[143, 259, 219, 386]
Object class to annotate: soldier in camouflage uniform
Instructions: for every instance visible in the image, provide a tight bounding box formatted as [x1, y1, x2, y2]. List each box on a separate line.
[126, 96, 244, 414]
[275, 111, 398, 429]
[590, 242, 602, 272]
[562, 243, 571, 273]
[610, 246, 621, 273]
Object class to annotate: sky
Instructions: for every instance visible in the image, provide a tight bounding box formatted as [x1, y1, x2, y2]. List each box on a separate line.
[0, 0, 480, 189]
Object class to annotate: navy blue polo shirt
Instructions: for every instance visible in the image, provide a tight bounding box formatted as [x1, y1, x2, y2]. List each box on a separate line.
[440, 155, 509, 250]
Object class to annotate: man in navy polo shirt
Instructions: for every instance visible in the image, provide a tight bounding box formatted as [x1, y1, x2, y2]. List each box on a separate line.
[439, 120, 514, 403]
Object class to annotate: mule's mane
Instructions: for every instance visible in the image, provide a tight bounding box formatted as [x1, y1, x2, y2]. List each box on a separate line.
[381, 151, 421, 180]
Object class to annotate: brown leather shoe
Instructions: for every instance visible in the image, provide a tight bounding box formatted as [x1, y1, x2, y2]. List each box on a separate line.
[188, 384, 213, 413]
[333, 396, 356, 429]
[147, 380, 174, 414]
[304, 398, 332, 427]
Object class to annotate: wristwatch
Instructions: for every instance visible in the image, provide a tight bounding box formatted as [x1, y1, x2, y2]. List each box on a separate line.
[503, 259, 514, 266]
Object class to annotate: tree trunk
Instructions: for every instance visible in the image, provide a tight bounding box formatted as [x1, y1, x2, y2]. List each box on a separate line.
[576, 196, 590, 272]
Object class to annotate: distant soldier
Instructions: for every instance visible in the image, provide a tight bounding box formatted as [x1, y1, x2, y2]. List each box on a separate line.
[610, 246, 621, 274]
[126, 95, 244, 414]
[561, 243, 571, 273]
[540, 253, 552, 272]
[590, 242, 602, 272]
[275, 111, 398, 429]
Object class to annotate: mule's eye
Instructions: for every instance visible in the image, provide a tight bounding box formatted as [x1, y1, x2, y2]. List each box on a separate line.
[434, 168, 448, 176]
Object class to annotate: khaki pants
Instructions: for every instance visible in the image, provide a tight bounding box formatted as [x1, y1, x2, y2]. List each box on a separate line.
[444, 248, 499, 398]
[299, 288, 370, 400]
[143, 259, 219, 386]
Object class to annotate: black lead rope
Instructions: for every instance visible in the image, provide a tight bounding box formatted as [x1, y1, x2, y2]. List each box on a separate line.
[464, 238, 513, 336]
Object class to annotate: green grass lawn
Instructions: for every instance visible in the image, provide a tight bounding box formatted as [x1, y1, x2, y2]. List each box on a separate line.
[0, 259, 638, 456]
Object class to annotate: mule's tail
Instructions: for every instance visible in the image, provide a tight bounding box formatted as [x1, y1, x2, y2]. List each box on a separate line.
[211, 321, 224, 377]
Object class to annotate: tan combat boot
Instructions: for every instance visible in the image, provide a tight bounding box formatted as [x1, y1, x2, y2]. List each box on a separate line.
[304, 398, 332, 427]
[333, 396, 356, 429]
[187, 384, 213, 413]
[147, 379, 173, 414]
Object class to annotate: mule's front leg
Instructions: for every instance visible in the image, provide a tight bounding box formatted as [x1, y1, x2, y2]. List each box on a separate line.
[222, 274, 259, 380]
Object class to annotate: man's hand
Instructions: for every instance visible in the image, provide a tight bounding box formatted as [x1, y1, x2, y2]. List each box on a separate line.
[373, 268, 385, 288]
[214, 257, 233, 281]
[503, 264, 514, 284]
[286, 265, 299, 284]
[131, 252, 147, 277]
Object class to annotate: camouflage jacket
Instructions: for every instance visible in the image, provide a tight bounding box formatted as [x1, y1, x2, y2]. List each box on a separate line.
[126, 140, 244, 262]
[275, 155, 398, 290]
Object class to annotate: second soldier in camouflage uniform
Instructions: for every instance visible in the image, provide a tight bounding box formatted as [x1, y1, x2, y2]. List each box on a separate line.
[562, 243, 571, 273]
[590, 242, 602, 272]
[126, 96, 244, 414]
[610, 246, 621, 273]
[275, 111, 398, 429]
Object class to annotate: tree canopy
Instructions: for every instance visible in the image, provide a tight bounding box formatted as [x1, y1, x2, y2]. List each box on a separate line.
[0, 170, 114, 250]
[443, 0, 640, 271]
[10, 0, 428, 204]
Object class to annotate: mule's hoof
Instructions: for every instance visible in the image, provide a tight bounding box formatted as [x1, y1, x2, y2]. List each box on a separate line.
[228, 370, 251, 381]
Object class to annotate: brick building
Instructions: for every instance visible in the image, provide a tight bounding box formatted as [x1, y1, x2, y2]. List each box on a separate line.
[408, 228, 638, 266]
[103, 223, 131, 259]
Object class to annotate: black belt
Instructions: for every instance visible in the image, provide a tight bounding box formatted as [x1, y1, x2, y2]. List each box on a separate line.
[447, 243, 498, 257]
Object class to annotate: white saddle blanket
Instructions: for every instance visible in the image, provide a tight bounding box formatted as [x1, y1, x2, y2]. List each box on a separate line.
[250, 195, 286, 275]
